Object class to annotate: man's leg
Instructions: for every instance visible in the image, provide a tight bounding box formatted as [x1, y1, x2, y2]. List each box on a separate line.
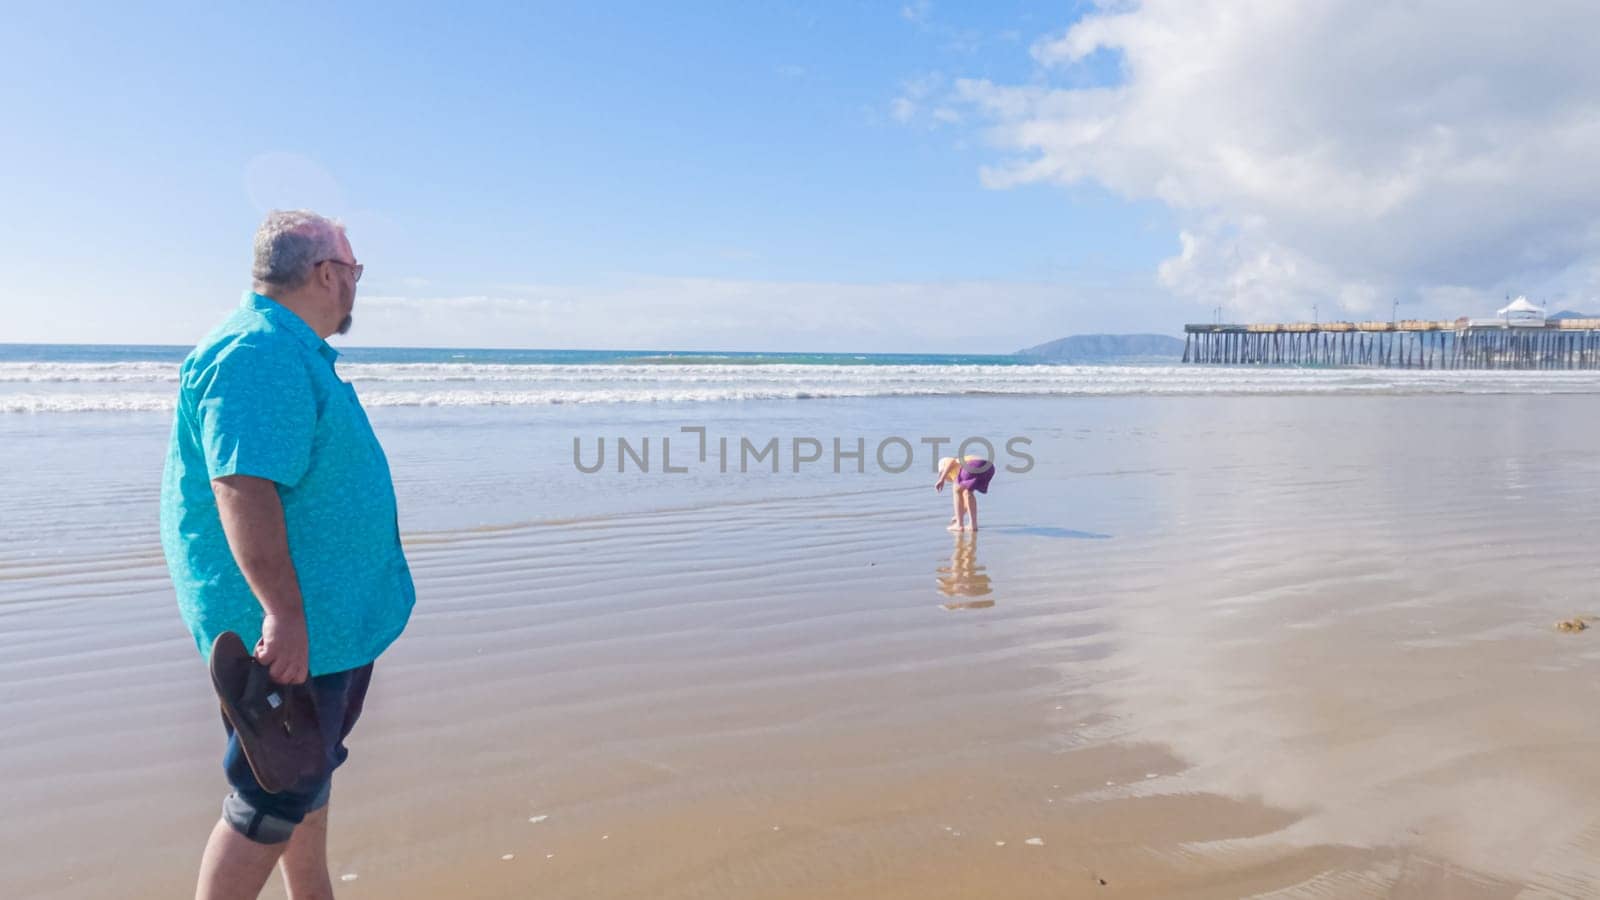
[196, 817, 285, 900]
[279, 805, 334, 900]
[278, 662, 371, 899]
[199, 662, 371, 899]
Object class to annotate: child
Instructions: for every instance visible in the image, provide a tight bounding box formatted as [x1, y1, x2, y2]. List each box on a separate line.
[934, 455, 994, 532]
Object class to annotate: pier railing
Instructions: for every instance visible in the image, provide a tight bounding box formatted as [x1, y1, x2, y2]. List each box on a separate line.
[1182, 320, 1600, 368]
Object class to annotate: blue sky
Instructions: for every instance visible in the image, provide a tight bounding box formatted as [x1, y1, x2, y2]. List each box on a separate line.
[5, 1, 1593, 351]
[1, 1, 1184, 352]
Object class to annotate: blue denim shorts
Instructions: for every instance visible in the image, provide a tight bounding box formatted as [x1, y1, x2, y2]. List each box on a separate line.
[221, 663, 374, 844]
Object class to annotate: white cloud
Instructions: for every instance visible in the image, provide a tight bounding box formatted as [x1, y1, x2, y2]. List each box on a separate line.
[890, 73, 947, 127]
[899, 3, 999, 58]
[349, 275, 1184, 353]
[952, 0, 1600, 320]
[8, 273, 1180, 349]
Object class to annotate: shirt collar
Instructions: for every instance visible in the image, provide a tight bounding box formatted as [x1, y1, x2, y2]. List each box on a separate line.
[242, 292, 340, 364]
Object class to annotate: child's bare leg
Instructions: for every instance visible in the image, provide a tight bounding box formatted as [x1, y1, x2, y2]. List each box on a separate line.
[948, 487, 963, 530]
[964, 491, 979, 532]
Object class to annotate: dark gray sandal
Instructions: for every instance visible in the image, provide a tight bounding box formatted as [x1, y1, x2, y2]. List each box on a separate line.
[209, 631, 324, 793]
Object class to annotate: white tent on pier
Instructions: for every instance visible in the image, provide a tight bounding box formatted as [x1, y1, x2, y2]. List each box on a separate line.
[1496, 295, 1545, 322]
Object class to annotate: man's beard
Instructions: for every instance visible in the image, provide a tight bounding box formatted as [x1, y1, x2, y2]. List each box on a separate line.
[337, 282, 354, 335]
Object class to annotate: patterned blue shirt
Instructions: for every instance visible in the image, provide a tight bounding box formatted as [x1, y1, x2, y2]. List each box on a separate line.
[160, 292, 414, 675]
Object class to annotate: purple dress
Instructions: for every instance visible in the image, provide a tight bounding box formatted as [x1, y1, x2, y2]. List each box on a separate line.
[956, 458, 995, 494]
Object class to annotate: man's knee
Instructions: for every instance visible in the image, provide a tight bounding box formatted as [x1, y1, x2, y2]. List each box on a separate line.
[221, 781, 329, 845]
[222, 793, 297, 844]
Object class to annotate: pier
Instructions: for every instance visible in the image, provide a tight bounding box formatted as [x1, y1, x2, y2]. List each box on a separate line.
[1183, 319, 1600, 369]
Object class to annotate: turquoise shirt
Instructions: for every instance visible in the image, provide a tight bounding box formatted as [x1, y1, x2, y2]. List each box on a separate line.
[160, 292, 414, 676]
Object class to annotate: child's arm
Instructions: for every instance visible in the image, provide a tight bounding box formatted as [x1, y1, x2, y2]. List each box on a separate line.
[933, 457, 955, 490]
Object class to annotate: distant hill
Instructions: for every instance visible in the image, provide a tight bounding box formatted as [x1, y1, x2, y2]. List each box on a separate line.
[1015, 333, 1185, 363]
[1549, 310, 1600, 320]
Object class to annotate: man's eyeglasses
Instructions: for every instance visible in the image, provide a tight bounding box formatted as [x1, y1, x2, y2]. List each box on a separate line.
[318, 259, 364, 283]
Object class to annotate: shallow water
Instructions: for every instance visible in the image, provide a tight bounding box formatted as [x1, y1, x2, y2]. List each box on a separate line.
[8, 394, 1600, 897]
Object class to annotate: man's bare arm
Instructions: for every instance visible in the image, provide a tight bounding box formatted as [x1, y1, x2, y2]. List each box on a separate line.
[212, 474, 310, 684]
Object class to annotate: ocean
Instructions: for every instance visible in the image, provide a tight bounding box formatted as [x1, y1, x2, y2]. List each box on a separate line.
[9, 343, 1600, 414]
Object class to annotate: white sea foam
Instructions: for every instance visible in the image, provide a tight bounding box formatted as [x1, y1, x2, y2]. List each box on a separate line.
[0, 393, 177, 414]
[7, 362, 1600, 413]
[0, 362, 178, 384]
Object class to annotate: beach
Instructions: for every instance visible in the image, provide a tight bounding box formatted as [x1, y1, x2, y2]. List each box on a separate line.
[9, 358, 1600, 897]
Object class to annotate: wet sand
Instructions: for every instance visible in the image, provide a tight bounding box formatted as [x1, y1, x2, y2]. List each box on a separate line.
[9, 395, 1600, 898]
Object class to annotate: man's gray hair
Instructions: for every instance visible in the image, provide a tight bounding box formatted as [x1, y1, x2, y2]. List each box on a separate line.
[252, 209, 345, 289]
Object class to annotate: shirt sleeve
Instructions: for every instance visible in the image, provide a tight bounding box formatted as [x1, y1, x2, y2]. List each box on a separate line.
[192, 339, 317, 487]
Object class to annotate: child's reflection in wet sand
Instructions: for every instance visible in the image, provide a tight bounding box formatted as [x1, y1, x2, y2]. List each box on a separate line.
[937, 532, 993, 609]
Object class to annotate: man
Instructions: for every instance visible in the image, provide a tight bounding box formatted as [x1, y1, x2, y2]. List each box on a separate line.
[160, 209, 415, 900]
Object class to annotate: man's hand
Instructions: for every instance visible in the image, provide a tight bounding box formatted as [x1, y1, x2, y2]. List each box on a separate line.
[256, 612, 310, 685]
